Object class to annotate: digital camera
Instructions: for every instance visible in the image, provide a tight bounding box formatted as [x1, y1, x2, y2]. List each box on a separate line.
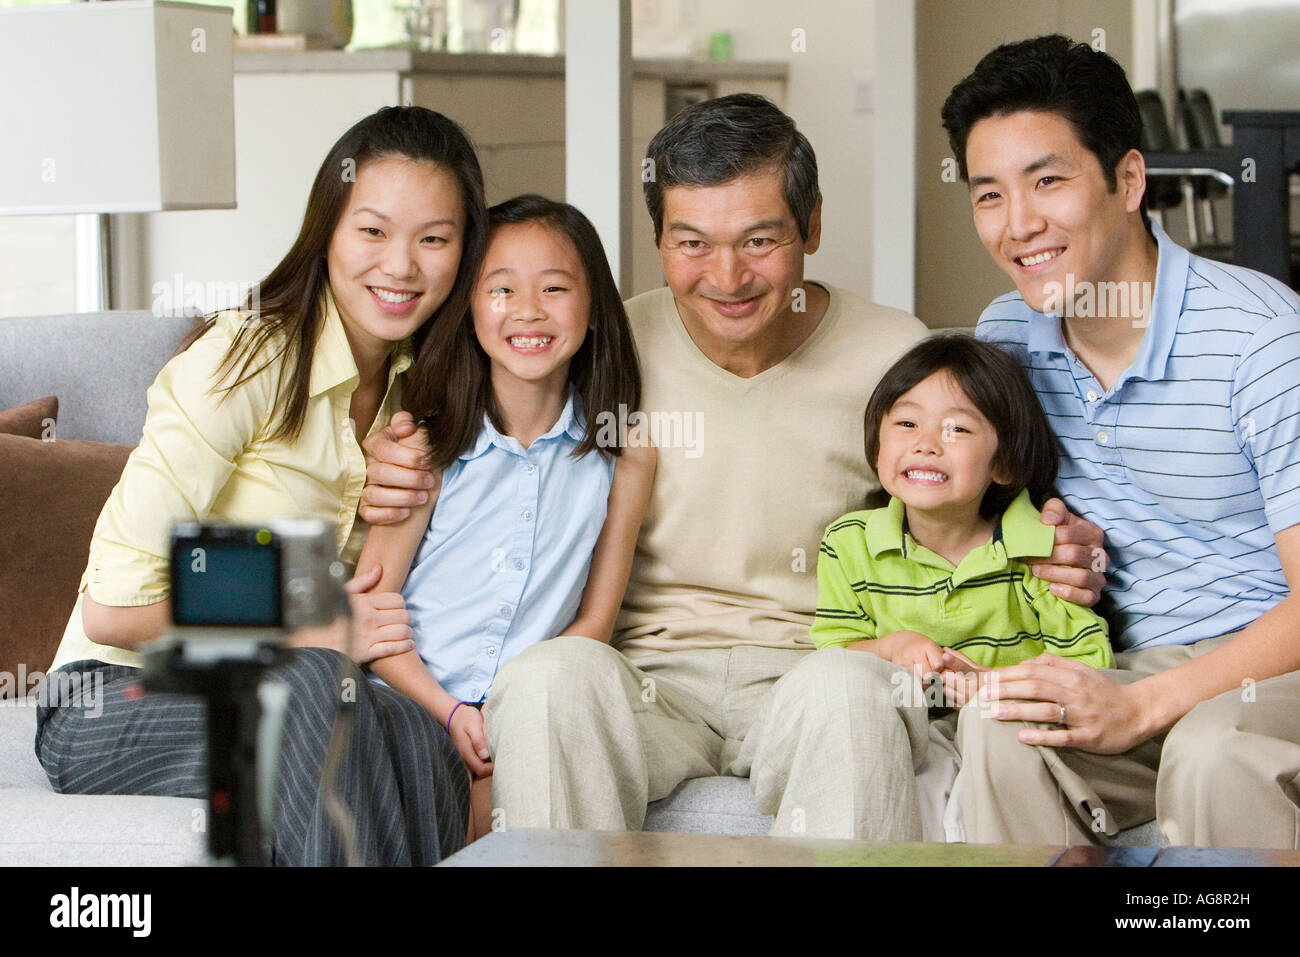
[169, 519, 344, 635]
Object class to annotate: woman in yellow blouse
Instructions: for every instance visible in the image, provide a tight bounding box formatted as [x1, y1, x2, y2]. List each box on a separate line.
[35, 106, 487, 864]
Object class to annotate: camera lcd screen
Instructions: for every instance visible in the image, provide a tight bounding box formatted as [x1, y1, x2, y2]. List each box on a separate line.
[171, 536, 281, 628]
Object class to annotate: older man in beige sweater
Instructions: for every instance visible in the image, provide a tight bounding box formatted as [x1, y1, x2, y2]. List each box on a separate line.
[360, 94, 1104, 840]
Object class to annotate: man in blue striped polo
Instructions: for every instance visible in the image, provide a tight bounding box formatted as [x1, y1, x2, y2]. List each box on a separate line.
[942, 34, 1300, 847]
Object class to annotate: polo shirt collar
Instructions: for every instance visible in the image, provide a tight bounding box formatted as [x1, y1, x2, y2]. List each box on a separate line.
[460, 390, 584, 461]
[1026, 308, 1069, 357]
[308, 288, 415, 398]
[1123, 220, 1187, 384]
[1024, 223, 1190, 382]
[1025, 221, 1185, 386]
[866, 496, 911, 559]
[998, 488, 1056, 558]
[866, 489, 1052, 577]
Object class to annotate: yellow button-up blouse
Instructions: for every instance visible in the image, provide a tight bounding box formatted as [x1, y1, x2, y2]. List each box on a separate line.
[49, 290, 413, 671]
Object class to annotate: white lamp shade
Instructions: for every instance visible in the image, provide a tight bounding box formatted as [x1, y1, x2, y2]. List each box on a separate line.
[0, 1, 236, 215]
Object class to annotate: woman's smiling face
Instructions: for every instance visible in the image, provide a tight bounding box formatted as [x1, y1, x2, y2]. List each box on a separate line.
[326, 156, 465, 364]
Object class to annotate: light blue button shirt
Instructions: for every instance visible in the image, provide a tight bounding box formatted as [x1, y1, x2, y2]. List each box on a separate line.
[402, 393, 615, 702]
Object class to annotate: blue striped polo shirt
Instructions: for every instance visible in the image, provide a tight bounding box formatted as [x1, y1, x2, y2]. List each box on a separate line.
[977, 222, 1300, 650]
[401, 393, 615, 701]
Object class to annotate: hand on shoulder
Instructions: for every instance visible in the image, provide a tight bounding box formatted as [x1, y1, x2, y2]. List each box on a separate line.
[1030, 497, 1108, 606]
[359, 411, 438, 526]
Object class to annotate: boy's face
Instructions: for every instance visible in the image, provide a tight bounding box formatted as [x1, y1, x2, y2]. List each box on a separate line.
[964, 110, 1144, 315]
[876, 371, 1009, 522]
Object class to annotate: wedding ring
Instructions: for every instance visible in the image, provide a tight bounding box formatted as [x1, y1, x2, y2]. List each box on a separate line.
[1058, 703, 1068, 726]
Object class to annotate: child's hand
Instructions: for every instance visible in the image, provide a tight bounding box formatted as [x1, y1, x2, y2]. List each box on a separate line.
[881, 630, 945, 685]
[345, 563, 416, 664]
[940, 669, 981, 708]
[940, 648, 989, 708]
[449, 704, 493, 778]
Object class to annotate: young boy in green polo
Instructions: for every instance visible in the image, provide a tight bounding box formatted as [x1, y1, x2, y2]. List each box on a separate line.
[812, 336, 1113, 706]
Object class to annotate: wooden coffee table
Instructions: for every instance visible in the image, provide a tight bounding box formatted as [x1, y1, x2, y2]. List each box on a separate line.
[440, 828, 1300, 867]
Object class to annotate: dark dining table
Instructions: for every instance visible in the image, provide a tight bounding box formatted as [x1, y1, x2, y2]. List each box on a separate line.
[1143, 109, 1300, 284]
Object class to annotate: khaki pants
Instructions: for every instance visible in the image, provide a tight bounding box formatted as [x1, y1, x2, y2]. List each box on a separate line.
[956, 634, 1300, 848]
[483, 638, 933, 840]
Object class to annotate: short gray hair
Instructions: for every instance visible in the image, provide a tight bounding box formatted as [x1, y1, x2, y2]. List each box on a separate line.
[643, 93, 820, 245]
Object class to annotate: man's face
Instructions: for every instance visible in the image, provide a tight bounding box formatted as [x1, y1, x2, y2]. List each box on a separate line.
[965, 110, 1143, 314]
[657, 165, 820, 349]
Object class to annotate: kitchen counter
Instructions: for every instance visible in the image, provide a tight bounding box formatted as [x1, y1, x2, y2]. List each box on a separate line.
[233, 48, 788, 83]
[123, 49, 786, 312]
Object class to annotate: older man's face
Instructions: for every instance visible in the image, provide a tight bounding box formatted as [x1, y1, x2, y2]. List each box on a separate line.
[657, 165, 820, 351]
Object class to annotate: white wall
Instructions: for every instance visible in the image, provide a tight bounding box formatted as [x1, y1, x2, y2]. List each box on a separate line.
[2, 1, 885, 318]
[0, 216, 76, 318]
[913, 0, 1136, 329]
[872, 0, 915, 313]
[633, 0, 880, 303]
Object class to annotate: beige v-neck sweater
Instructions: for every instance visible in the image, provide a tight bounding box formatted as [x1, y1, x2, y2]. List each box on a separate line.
[614, 283, 927, 656]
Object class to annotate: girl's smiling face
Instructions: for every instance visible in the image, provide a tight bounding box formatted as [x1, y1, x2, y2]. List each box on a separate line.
[326, 156, 465, 365]
[472, 221, 591, 392]
[875, 370, 1011, 520]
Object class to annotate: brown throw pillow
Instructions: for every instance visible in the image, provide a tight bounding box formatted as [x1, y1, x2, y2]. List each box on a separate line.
[0, 396, 58, 440]
[0, 434, 131, 694]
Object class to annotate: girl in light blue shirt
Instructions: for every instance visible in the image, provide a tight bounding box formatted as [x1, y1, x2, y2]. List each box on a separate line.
[356, 196, 656, 834]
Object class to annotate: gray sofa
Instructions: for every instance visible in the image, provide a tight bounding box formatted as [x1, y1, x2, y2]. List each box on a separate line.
[0, 310, 1161, 865]
[1, 310, 207, 865]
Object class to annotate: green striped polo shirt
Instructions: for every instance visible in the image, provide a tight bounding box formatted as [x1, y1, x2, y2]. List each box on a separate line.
[811, 489, 1114, 670]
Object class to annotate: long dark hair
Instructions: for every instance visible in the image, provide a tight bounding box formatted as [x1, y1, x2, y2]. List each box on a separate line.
[182, 106, 487, 443]
[863, 335, 1058, 519]
[407, 194, 642, 469]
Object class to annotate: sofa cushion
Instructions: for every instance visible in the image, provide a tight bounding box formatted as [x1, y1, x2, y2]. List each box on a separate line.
[0, 312, 199, 445]
[0, 434, 131, 687]
[0, 395, 57, 440]
[0, 698, 52, 790]
[0, 700, 201, 866]
[644, 776, 776, 836]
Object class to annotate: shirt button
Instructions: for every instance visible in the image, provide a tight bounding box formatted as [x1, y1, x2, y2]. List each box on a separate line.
[1086, 390, 1099, 402]
[1097, 431, 1110, 444]
[471, 687, 481, 698]
[512, 558, 526, 571]
[522, 509, 534, 522]
[525, 464, 537, 475]
[498, 604, 513, 619]
[487, 647, 497, 657]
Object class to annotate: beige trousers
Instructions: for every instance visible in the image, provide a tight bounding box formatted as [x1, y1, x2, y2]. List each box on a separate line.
[956, 633, 1300, 848]
[482, 638, 932, 840]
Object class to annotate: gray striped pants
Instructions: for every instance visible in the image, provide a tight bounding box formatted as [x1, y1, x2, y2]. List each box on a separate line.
[34, 647, 469, 865]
